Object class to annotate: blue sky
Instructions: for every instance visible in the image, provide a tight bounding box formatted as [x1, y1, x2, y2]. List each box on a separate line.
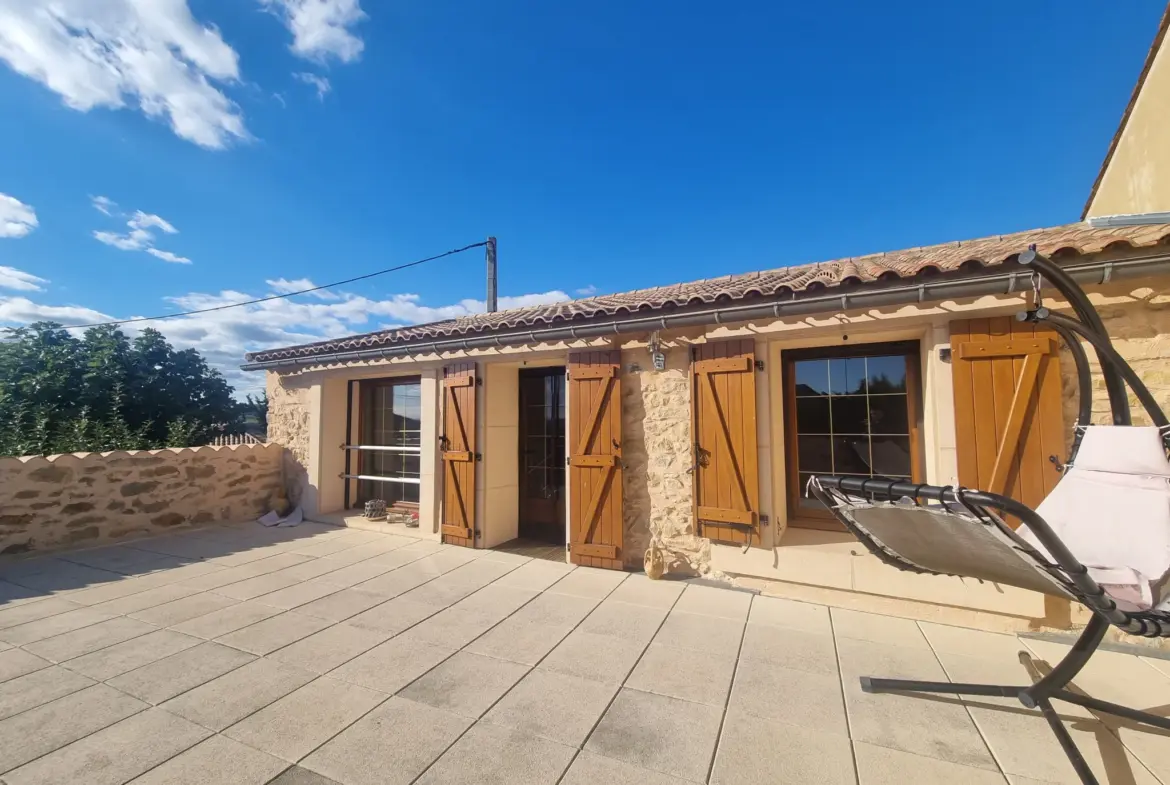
[0, 0, 1163, 394]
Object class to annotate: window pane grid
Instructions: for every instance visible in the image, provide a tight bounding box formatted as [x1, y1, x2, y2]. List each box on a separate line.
[358, 379, 422, 507]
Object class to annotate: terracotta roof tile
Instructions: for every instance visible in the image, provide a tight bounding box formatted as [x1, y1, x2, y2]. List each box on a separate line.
[246, 221, 1170, 364]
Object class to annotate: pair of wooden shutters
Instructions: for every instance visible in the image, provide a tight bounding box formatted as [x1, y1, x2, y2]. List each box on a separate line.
[950, 317, 1065, 516]
[441, 363, 477, 546]
[692, 339, 762, 547]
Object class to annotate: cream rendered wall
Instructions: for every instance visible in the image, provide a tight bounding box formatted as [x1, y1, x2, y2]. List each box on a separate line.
[482, 363, 520, 548]
[1087, 33, 1170, 217]
[419, 370, 441, 539]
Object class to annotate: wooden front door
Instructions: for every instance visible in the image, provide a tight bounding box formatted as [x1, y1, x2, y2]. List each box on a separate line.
[692, 339, 761, 547]
[951, 317, 1065, 515]
[441, 363, 477, 547]
[567, 351, 623, 569]
[518, 368, 566, 544]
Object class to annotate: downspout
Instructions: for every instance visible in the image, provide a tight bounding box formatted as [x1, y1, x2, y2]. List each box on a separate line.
[241, 252, 1170, 372]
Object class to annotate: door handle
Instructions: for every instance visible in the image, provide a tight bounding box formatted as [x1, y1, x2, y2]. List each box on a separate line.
[1048, 454, 1065, 472]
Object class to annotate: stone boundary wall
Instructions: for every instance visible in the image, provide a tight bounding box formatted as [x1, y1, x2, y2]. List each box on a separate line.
[0, 444, 285, 556]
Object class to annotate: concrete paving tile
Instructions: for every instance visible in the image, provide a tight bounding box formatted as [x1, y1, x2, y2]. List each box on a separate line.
[0, 683, 146, 773]
[346, 565, 435, 597]
[59, 546, 182, 576]
[125, 734, 288, 785]
[2, 559, 123, 594]
[292, 536, 375, 558]
[63, 573, 176, 606]
[3, 708, 210, 785]
[214, 611, 332, 655]
[710, 708, 857, 785]
[398, 651, 529, 718]
[395, 607, 501, 649]
[560, 751, 693, 785]
[854, 740, 1011, 784]
[0, 648, 50, 683]
[748, 598, 833, 636]
[464, 617, 574, 665]
[832, 607, 931, 649]
[473, 548, 534, 565]
[0, 666, 94, 720]
[24, 616, 157, 662]
[729, 656, 848, 737]
[837, 636, 999, 771]
[576, 600, 668, 644]
[268, 623, 391, 674]
[539, 630, 647, 685]
[265, 558, 350, 583]
[88, 583, 201, 616]
[160, 657, 315, 730]
[546, 568, 627, 599]
[294, 589, 387, 622]
[415, 720, 575, 785]
[269, 765, 342, 785]
[168, 600, 284, 639]
[441, 558, 518, 588]
[318, 541, 404, 567]
[585, 687, 723, 782]
[484, 668, 619, 747]
[653, 610, 744, 659]
[509, 590, 599, 626]
[108, 641, 255, 705]
[213, 571, 301, 601]
[178, 564, 272, 591]
[606, 574, 686, 609]
[738, 620, 838, 675]
[921, 622, 1029, 660]
[626, 643, 736, 706]
[252, 580, 342, 610]
[0, 596, 81, 630]
[0, 582, 49, 608]
[330, 635, 454, 694]
[308, 560, 397, 589]
[492, 561, 574, 592]
[130, 592, 239, 626]
[449, 584, 537, 617]
[302, 697, 471, 785]
[224, 676, 386, 763]
[672, 584, 752, 620]
[0, 606, 114, 645]
[62, 629, 201, 680]
[347, 597, 442, 634]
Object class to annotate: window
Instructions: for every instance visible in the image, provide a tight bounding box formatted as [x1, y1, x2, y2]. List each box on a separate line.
[783, 341, 921, 527]
[357, 378, 422, 506]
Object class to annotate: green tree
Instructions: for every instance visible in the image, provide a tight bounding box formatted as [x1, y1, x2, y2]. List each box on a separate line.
[0, 322, 248, 457]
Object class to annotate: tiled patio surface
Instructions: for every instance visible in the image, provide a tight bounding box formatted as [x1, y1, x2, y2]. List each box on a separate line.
[0, 523, 1167, 784]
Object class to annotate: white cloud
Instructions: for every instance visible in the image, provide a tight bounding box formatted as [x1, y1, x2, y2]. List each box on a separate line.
[93, 205, 190, 263]
[263, 0, 366, 62]
[0, 0, 247, 149]
[266, 277, 338, 299]
[0, 283, 571, 396]
[293, 71, 331, 100]
[0, 192, 37, 238]
[90, 195, 116, 216]
[575, 285, 597, 296]
[0, 265, 48, 292]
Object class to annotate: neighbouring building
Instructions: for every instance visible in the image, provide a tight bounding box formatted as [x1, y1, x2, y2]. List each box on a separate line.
[249, 7, 1170, 630]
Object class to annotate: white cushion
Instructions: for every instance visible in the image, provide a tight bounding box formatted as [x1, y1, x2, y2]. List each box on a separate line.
[1072, 426, 1170, 476]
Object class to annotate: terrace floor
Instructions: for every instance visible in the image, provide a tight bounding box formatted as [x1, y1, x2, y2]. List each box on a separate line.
[0, 522, 1167, 784]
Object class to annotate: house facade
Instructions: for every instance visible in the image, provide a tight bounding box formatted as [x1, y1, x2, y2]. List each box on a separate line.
[251, 9, 1170, 630]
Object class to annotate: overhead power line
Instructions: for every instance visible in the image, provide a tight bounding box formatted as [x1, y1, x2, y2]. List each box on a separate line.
[66, 241, 488, 330]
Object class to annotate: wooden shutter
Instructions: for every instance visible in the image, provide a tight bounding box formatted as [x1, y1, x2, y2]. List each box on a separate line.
[692, 339, 761, 547]
[951, 317, 1065, 516]
[441, 363, 478, 547]
[568, 351, 624, 569]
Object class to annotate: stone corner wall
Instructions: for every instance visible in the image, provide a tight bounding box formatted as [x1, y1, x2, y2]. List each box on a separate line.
[1058, 281, 1170, 447]
[0, 444, 285, 556]
[266, 371, 312, 506]
[620, 344, 710, 574]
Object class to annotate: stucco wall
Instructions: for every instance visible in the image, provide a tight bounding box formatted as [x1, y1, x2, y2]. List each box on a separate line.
[266, 372, 312, 506]
[1086, 31, 1170, 217]
[620, 344, 708, 573]
[0, 445, 284, 556]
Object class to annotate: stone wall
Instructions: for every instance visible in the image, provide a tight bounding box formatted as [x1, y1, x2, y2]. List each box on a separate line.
[620, 344, 709, 573]
[1058, 282, 1170, 439]
[266, 371, 312, 506]
[0, 445, 284, 556]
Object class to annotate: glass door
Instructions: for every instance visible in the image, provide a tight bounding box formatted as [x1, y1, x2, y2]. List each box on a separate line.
[355, 378, 422, 507]
[518, 368, 566, 543]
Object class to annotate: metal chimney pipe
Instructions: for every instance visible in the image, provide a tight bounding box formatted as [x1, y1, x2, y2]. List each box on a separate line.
[485, 236, 498, 312]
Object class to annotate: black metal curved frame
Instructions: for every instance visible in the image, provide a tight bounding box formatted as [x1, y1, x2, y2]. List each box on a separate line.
[812, 251, 1170, 785]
